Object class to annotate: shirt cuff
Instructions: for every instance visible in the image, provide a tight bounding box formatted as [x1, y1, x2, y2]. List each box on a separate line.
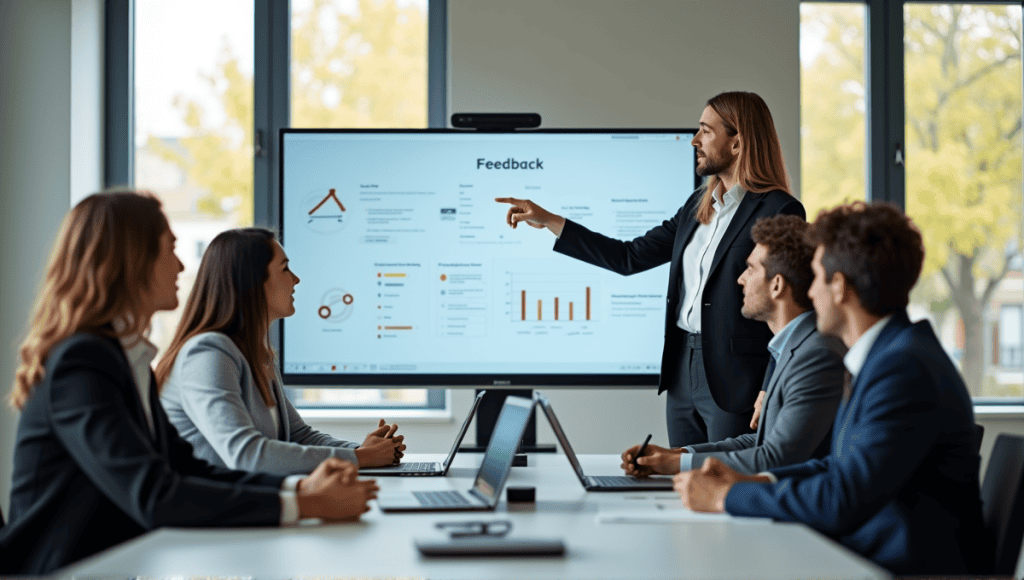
[279, 474, 305, 524]
[679, 449, 695, 472]
[758, 471, 778, 484]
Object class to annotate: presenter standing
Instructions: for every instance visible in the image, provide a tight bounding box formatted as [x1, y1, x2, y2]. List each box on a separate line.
[496, 92, 804, 446]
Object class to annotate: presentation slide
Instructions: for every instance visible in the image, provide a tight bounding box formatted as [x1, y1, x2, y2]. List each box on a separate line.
[280, 130, 696, 381]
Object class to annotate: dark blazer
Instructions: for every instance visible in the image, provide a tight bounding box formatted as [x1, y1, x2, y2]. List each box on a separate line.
[0, 332, 286, 575]
[553, 187, 804, 412]
[685, 312, 845, 472]
[724, 312, 990, 576]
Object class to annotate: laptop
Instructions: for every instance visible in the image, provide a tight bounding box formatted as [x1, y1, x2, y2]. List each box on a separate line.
[360, 391, 486, 477]
[375, 395, 534, 512]
[534, 392, 674, 492]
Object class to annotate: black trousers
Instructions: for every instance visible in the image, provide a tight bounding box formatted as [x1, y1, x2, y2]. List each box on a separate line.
[665, 332, 754, 448]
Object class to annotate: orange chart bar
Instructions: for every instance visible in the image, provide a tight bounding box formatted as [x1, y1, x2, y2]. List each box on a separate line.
[569, 302, 574, 321]
[555, 297, 559, 320]
[383, 326, 413, 330]
[521, 290, 526, 321]
[537, 300, 542, 321]
[586, 287, 591, 320]
[383, 273, 406, 278]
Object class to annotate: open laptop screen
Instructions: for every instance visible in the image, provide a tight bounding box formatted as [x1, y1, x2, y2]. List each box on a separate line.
[471, 396, 534, 502]
[535, 394, 589, 484]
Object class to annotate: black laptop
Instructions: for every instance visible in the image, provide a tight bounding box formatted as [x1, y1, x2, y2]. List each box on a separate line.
[375, 395, 534, 512]
[360, 391, 486, 476]
[535, 392, 674, 491]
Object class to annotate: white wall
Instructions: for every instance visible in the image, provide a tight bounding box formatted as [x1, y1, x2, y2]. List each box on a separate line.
[0, 0, 104, 516]
[448, 0, 802, 196]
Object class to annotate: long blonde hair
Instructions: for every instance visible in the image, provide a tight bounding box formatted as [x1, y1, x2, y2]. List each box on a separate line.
[696, 92, 793, 225]
[11, 191, 168, 410]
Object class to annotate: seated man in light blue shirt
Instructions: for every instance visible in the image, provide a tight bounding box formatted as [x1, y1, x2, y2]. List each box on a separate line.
[621, 214, 845, 475]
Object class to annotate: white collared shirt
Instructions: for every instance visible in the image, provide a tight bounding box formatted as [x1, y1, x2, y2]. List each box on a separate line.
[115, 322, 159, 437]
[677, 184, 745, 333]
[843, 315, 894, 382]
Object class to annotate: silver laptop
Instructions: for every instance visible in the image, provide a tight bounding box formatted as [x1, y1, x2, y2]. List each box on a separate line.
[361, 391, 486, 477]
[375, 395, 534, 512]
[534, 392, 674, 492]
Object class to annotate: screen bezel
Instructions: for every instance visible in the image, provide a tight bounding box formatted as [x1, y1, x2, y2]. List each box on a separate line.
[278, 127, 701, 388]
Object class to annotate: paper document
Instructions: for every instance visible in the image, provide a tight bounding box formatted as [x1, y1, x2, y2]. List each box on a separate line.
[596, 502, 772, 525]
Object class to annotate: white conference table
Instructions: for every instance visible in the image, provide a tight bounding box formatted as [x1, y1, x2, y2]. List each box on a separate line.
[60, 453, 891, 580]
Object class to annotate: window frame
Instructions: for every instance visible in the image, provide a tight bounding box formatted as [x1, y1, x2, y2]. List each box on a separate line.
[108, 0, 451, 417]
[803, 0, 1024, 415]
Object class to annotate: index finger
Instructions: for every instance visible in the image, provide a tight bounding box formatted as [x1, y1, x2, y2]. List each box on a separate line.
[385, 423, 399, 438]
[494, 197, 520, 204]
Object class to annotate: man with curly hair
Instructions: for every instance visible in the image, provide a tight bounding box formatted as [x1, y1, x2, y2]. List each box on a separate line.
[674, 202, 988, 577]
[621, 214, 845, 475]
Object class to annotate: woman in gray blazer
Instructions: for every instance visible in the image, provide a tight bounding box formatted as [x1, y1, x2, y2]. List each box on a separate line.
[157, 228, 406, 476]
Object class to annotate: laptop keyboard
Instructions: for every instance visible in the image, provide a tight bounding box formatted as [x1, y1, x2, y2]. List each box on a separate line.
[398, 462, 435, 472]
[413, 490, 473, 507]
[591, 475, 651, 487]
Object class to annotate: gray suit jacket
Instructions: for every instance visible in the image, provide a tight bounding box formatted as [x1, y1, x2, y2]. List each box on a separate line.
[160, 332, 360, 476]
[685, 312, 845, 473]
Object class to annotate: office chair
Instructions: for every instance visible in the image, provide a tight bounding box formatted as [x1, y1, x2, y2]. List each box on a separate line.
[981, 434, 1024, 576]
[973, 423, 985, 455]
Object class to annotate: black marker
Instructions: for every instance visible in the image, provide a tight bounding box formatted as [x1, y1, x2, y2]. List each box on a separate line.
[632, 433, 653, 470]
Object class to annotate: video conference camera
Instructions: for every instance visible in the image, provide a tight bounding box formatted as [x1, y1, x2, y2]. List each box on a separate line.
[451, 113, 542, 131]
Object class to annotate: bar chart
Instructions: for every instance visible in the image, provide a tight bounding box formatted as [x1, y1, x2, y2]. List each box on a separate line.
[510, 273, 599, 322]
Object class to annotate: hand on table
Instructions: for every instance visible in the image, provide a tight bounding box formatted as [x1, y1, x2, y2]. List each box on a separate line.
[297, 457, 379, 521]
[621, 443, 682, 476]
[673, 457, 769, 513]
[356, 419, 406, 467]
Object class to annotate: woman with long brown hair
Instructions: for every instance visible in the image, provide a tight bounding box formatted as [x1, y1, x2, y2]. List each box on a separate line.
[497, 92, 805, 454]
[0, 192, 377, 575]
[157, 228, 405, 475]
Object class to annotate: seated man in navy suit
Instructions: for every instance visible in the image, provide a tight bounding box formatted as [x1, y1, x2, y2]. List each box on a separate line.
[674, 201, 989, 576]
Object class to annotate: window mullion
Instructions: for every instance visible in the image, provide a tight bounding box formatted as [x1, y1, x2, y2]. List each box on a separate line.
[866, 0, 906, 207]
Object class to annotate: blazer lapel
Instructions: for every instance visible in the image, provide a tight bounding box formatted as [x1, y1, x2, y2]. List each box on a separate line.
[708, 193, 763, 279]
[148, 370, 166, 450]
[756, 315, 815, 442]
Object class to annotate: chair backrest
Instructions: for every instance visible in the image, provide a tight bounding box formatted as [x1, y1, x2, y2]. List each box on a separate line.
[973, 423, 985, 455]
[981, 433, 1024, 575]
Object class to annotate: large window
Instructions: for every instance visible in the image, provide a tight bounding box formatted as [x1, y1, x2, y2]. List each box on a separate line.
[129, 0, 440, 415]
[904, 3, 1023, 400]
[134, 0, 254, 352]
[800, 2, 868, 220]
[802, 0, 1024, 406]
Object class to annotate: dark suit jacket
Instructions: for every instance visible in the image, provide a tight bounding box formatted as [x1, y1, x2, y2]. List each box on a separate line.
[553, 187, 804, 412]
[725, 312, 990, 576]
[686, 312, 845, 472]
[0, 332, 286, 575]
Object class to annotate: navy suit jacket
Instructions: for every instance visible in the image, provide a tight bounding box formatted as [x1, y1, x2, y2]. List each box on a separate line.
[0, 332, 286, 575]
[553, 187, 804, 412]
[724, 312, 989, 575]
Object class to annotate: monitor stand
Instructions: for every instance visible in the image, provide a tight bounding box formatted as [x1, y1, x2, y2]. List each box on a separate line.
[459, 389, 556, 454]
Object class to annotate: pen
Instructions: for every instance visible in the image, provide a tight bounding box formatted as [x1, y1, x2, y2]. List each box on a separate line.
[632, 433, 653, 470]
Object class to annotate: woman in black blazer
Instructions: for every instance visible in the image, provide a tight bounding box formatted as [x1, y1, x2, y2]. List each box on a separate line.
[497, 92, 804, 448]
[0, 191, 376, 574]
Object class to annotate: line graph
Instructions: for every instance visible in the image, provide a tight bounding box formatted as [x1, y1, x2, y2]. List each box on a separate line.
[309, 188, 346, 215]
[302, 188, 350, 234]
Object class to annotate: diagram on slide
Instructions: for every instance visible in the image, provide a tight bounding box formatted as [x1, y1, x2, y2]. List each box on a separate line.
[318, 288, 355, 323]
[304, 188, 349, 234]
[509, 273, 599, 322]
